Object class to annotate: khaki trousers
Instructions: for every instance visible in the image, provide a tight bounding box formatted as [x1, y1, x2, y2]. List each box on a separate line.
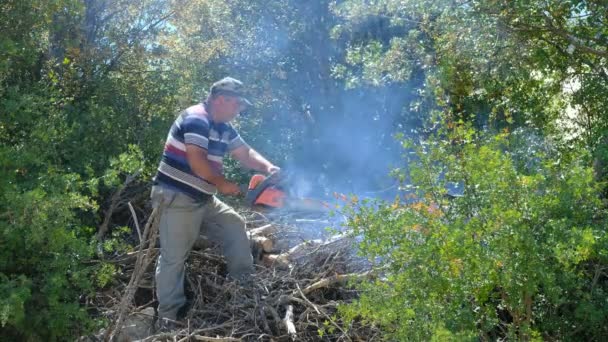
[150, 185, 253, 320]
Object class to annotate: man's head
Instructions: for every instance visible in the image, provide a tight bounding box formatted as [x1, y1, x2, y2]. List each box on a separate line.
[206, 77, 252, 123]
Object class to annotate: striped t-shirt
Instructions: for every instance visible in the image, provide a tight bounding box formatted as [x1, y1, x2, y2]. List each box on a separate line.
[154, 103, 245, 199]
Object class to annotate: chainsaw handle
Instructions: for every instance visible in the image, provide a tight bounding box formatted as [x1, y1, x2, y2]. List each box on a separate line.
[243, 172, 290, 206]
[245, 175, 271, 206]
[238, 184, 249, 195]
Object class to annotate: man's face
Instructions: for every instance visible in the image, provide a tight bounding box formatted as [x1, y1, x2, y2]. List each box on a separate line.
[213, 95, 245, 123]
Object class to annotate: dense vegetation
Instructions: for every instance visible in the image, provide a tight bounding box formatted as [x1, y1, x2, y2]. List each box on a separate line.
[1, 0, 606, 340]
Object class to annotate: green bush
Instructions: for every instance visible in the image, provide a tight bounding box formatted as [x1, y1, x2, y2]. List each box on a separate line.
[341, 124, 608, 340]
[0, 168, 97, 341]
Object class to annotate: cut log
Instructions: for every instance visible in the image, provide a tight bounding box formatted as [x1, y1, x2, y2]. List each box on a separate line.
[246, 224, 276, 237]
[250, 236, 273, 252]
[261, 254, 290, 269]
[258, 241, 320, 268]
[282, 239, 323, 260]
[194, 232, 276, 253]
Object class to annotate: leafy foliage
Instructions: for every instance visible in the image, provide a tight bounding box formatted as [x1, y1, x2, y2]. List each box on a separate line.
[332, 0, 607, 141]
[341, 123, 608, 340]
[1, 0, 606, 339]
[0, 0, 177, 338]
[0, 169, 98, 340]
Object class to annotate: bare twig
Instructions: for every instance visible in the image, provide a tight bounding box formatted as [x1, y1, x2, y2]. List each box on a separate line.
[105, 200, 162, 341]
[301, 271, 372, 296]
[193, 336, 240, 342]
[97, 172, 140, 241]
[246, 224, 276, 236]
[128, 201, 142, 244]
[176, 322, 238, 342]
[283, 305, 297, 340]
[89, 201, 380, 341]
[297, 283, 351, 341]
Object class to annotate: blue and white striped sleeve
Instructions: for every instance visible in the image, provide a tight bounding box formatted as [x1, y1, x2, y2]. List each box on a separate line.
[182, 116, 210, 150]
[227, 124, 246, 151]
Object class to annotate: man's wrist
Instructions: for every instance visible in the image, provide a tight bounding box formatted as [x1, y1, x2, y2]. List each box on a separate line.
[265, 164, 279, 174]
[209, 175, 228, 187]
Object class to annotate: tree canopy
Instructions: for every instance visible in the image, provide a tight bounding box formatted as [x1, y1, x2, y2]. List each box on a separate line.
[1, 0, 607, 340]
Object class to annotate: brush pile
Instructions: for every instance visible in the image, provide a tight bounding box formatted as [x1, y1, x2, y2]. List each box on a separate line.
[88, 206, 379, 341]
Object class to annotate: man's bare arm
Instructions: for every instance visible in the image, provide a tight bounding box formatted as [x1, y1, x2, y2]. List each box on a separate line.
[186, 144, 239, 195]
[230, 144, 279, 174]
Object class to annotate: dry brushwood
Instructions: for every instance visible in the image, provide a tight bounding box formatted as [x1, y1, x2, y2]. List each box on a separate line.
[250, 236, 274, 252]
[105, 199, 163, 341]
[246, 224, 276, 236]
[283, 305, 297, 339]
[89, 207, 379, 341]
[97, 172, 141, 241]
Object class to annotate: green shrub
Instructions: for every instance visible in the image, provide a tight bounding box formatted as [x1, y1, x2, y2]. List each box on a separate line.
[341, 124, 608, 340]
[0, 170, 97, 341]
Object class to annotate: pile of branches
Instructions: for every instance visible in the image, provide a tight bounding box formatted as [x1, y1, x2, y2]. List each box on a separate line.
[91, 203, 380, 341]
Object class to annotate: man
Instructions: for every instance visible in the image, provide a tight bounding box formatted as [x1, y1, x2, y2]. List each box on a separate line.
[151, 77, 279, 325]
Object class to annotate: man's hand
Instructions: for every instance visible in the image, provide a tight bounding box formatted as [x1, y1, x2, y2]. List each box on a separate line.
[216, 179, 241, 195]
[266, 165, 282, 183]
[266, 165, 281, 175]
[186, 145, 240, 196]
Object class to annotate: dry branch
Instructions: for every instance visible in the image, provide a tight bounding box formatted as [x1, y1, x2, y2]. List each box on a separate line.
[297, 283, 351, 341]
[89, 204, 379, 341]
[246, 224, 276, 236]
[105, 200, 162, 341]
[261, 254, 289, 269]
[283, 305, 297, 340]
[97, 172, 140, 241]
[128, 201, 142, 244]
[250, 236, 273, 252]
[192, 336, 240, 342]
[301, 271, 371, 296]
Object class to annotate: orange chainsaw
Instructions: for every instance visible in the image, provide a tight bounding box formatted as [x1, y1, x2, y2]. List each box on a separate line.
[244, 173, 329, 212]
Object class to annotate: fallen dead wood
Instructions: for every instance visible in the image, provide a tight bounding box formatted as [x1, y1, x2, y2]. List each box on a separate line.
[297, 283, 352, 341]
[301, 271, 372, 296]
[85, 206, 380, 342]
[128, 202, 143, 244]
[105, 200, 162, 341]
[89, 246, 378, 341]
[260, 253, 289, 269]
[246, 224, 276, 236]
[250, 236, 273, 252]
[257, 234, 357, 270]
[283, 305, 297, 340]
[97, 172, 140, 241]
[193, 234, 270, 254]
[107, 248, 159, 264]
[276, 271, 372, 306]
[192, 336, 240, 342]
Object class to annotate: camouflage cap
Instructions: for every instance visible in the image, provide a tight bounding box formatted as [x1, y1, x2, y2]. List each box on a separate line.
[210, 77, 252, 106]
